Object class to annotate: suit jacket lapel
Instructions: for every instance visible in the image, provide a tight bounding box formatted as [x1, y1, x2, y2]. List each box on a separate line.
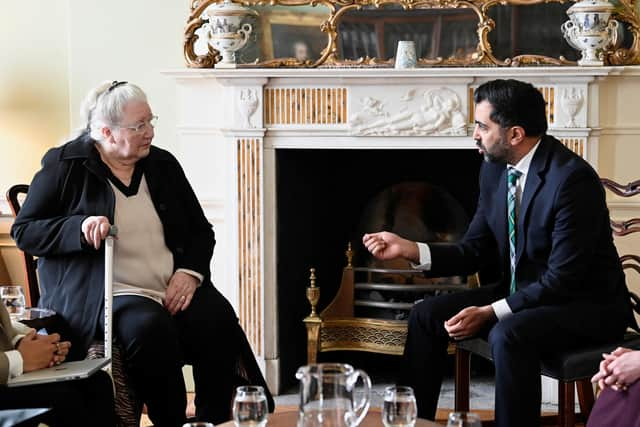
[515, 136, 552, 264]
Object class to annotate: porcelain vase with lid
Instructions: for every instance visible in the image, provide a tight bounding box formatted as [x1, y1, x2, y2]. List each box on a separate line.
[200, 0, 258, 68]
[561, 0, 619, 66]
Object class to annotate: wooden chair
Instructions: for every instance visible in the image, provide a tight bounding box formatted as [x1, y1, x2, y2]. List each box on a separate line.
[6, 184, 142, 427]
[453, 178, 640, 427]
[6, 185, 38, 307]
[304, 243, 478, 363]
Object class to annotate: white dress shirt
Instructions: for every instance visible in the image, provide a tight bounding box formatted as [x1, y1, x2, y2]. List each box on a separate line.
[415, 140, 541, 320]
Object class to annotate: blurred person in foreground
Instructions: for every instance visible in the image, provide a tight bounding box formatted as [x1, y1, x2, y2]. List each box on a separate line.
[0, 301, 114, 426]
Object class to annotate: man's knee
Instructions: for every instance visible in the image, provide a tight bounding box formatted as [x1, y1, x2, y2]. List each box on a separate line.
[408, 298, 447, 334]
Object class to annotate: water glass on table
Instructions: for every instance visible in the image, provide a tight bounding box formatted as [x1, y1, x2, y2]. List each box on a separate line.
[446, 412, 482, 427]
[233, 385, 268, 427]
[382, 385, 417, 427]
[0, 286, 26, 319]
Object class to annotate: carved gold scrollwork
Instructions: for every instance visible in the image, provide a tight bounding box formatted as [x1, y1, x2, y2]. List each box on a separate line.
[606, 0, 640, 65]
[185, 0, 221, 68]
[184, 0, 640, 68]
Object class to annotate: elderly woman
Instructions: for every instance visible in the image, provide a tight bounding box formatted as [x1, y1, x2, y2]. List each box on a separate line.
[11, 81, 271, 426]
[587, 347, 640, 427]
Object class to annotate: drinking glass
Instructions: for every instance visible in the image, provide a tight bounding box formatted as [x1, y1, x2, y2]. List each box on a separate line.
[446, 412, 482, 427]
[382, 386, 417, 427]
[233, 385, 268, 427]
[0, 286, 26, 319]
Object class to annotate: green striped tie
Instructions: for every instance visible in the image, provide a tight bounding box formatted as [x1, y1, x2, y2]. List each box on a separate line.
[508, 167, 522, 295]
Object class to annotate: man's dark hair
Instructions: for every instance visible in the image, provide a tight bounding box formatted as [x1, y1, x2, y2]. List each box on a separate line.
[474, 79, 548, 137]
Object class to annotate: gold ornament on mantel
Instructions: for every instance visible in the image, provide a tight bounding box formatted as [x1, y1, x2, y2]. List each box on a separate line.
[183, 0, 640, 68]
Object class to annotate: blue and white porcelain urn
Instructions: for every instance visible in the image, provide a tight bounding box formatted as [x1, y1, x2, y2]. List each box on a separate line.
[561, 0, 619, 66]
[200, 0, 258, 68]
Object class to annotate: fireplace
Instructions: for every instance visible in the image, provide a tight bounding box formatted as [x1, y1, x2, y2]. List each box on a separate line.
[276, 148, 482, 387]
[165, 66, 610, 394]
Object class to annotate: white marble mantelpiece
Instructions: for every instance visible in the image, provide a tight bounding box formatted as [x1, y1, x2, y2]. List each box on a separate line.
[163, 66, 640, 394]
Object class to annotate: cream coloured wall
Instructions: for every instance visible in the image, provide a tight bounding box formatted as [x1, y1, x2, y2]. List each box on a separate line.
[0, 1, 71, 203]
[597, 76, 640, 304]
[66, 0, 188, 155]
[0, 0, 190, 204]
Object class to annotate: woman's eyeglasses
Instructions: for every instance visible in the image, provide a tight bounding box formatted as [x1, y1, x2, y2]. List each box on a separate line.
[117, 115, 158, 133]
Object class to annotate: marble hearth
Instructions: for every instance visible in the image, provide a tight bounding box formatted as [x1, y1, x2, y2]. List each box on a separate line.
[163, 66, 627, 394]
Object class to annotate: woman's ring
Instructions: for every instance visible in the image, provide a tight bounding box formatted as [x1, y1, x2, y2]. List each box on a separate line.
[180, 295, 186, 300]
[55, 342, 60, 354]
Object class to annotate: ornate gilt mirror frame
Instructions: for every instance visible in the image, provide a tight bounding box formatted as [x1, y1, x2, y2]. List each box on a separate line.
[185, 0, 640, 67]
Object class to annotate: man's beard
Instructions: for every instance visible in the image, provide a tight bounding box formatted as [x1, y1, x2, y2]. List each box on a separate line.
[475, 132, 510, 163]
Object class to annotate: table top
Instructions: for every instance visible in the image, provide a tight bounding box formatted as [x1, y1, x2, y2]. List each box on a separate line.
[16, 307, 59, 331]
[17, 307, 56, 321]
[218, 408, 440, 427]
[0, 408, 50, 425]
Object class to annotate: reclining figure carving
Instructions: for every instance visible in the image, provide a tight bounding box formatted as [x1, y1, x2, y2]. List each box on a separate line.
[350, 87, 467, 136]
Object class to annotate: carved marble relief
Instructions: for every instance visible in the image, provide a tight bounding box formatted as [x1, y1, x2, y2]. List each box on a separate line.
[560, 88, 584, 128]
[349, 87, 467, 136]
[237, 89, 259, 128]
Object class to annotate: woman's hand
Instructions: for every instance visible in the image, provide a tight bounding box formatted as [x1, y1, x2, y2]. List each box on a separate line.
[81, 216, 111, 250]
[164, 271, 198, 315]
[603, 349, 640, 390]
[362, 232, 420, 263]
[591, 347, 638, 391]
[51, 340, 71, 366]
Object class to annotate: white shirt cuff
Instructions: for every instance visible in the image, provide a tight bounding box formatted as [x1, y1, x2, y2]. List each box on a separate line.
[491, 299, 513, 321]
[5, 350, 24, 378]
[11, 321, 34, 336]
[410, 242, 432, 270]
[11, 334, 25, 347]
[176, 268, 204, 286]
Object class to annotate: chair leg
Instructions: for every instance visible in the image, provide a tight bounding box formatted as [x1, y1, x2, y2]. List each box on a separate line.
[558, 381, 576, 427]
[576, 379, 595, 420]
[455, 346, 471, 412]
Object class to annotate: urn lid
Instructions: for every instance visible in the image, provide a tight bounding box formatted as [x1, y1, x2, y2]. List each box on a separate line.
[567, 0, 615, 15]
[203, 0, 258, 18]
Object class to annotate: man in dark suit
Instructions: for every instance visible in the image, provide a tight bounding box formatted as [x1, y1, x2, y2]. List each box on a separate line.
[363, 79, 634, 427]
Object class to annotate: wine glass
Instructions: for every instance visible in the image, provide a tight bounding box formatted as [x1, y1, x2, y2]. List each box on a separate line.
[446, 412, 482, 427]
[382, 386, 417, 427]
[233, 385, 268, 427]
[0, 286, 26, 319]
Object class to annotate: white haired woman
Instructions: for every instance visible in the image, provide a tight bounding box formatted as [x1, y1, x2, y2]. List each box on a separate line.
[11, 80, 273, 426]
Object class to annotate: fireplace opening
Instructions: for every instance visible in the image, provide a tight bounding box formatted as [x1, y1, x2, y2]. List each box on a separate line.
[276, 148, 484, 389]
